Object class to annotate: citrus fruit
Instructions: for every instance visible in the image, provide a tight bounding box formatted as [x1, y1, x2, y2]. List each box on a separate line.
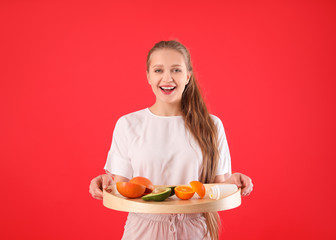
[174, 185, 195, 200]
[116, 182, 146, 198]
[190, 181, 205, 199]
[129, 176, 154, 194]
[142, 187, 172, 201]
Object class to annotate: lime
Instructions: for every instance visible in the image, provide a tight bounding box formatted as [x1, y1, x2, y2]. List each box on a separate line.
[142, 187, 172, 201]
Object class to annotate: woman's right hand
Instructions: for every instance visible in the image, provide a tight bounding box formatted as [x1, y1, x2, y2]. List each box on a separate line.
[89, 173, 130, 200]
[89, 174, 113, 200]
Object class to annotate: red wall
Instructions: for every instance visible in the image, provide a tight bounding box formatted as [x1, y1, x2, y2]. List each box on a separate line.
[1, 0, 335, 239]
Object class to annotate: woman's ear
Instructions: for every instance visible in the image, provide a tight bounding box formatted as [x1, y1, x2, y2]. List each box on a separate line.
[186, 72, 192, 84]
[146, 71, 151, 85]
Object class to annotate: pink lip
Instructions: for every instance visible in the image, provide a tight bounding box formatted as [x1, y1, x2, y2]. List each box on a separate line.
[160, 89, 175, 95]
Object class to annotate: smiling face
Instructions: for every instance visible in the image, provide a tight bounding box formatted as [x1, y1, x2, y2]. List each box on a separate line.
[146, 49, 191, 106]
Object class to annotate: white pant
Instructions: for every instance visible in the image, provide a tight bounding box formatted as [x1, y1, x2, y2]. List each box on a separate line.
[121, 212, 211, 240]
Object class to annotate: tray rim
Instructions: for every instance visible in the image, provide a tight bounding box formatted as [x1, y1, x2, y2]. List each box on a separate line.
[103, 184, 241, 214]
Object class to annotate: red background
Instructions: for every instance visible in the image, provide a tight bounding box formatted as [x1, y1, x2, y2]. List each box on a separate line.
[1, 0, 335, 239]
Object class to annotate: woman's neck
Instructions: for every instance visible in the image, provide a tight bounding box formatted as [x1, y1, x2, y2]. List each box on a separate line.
[149, 102, 182, 116]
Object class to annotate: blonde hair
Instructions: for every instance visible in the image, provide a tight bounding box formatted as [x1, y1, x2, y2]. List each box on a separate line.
[146, 40, 221, 239]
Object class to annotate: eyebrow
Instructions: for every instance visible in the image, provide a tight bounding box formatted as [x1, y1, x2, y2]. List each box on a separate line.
[152, 64, 183, 68]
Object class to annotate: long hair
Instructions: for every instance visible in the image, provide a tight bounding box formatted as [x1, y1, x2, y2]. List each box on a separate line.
[146, 40, 221, 240]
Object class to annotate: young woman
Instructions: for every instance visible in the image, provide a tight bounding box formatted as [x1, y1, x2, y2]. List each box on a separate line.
[89, 40, 253, 240]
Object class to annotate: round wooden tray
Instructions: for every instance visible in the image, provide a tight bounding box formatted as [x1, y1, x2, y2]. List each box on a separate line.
[103, 184, 241, 214]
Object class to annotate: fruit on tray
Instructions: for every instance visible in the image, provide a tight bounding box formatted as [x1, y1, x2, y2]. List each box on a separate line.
[115, 176, 205, 201]
[169, 186, 176, 196]
[174, 185, 195, 200]
[190, 181, 205, 199]
[142, 187, 172, 201]
[129, 176, 154, 194]
[116, 182, 146, 198]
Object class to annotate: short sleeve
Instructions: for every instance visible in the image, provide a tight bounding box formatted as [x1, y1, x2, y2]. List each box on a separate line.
[211, 115, 232, 176]
[104, 117, 133, 179]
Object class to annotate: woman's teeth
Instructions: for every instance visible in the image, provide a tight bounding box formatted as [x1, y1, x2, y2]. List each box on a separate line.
[160, 87, 175, 90]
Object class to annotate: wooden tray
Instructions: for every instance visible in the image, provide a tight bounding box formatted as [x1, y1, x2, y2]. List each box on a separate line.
[103, 184, 241, 214]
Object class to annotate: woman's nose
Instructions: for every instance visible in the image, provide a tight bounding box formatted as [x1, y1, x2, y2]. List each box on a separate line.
[162, 72, 173, 82]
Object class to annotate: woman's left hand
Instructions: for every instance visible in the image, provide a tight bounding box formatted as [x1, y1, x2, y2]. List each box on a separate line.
[224, 173, 253, 196]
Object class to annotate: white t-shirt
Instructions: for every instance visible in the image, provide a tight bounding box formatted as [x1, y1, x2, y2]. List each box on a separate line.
[104, 108, 231, 185]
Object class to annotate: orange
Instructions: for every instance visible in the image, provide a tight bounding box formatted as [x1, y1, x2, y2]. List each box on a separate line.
[129, 176, 154, 194]
[175, 185, 195, 200]
[190, 181, 205, 199]
[116, 182, 146, 198]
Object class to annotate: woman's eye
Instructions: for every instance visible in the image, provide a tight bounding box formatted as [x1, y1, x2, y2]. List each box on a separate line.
[173, 69, 182, 72]
[154, 69, 162, 73]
